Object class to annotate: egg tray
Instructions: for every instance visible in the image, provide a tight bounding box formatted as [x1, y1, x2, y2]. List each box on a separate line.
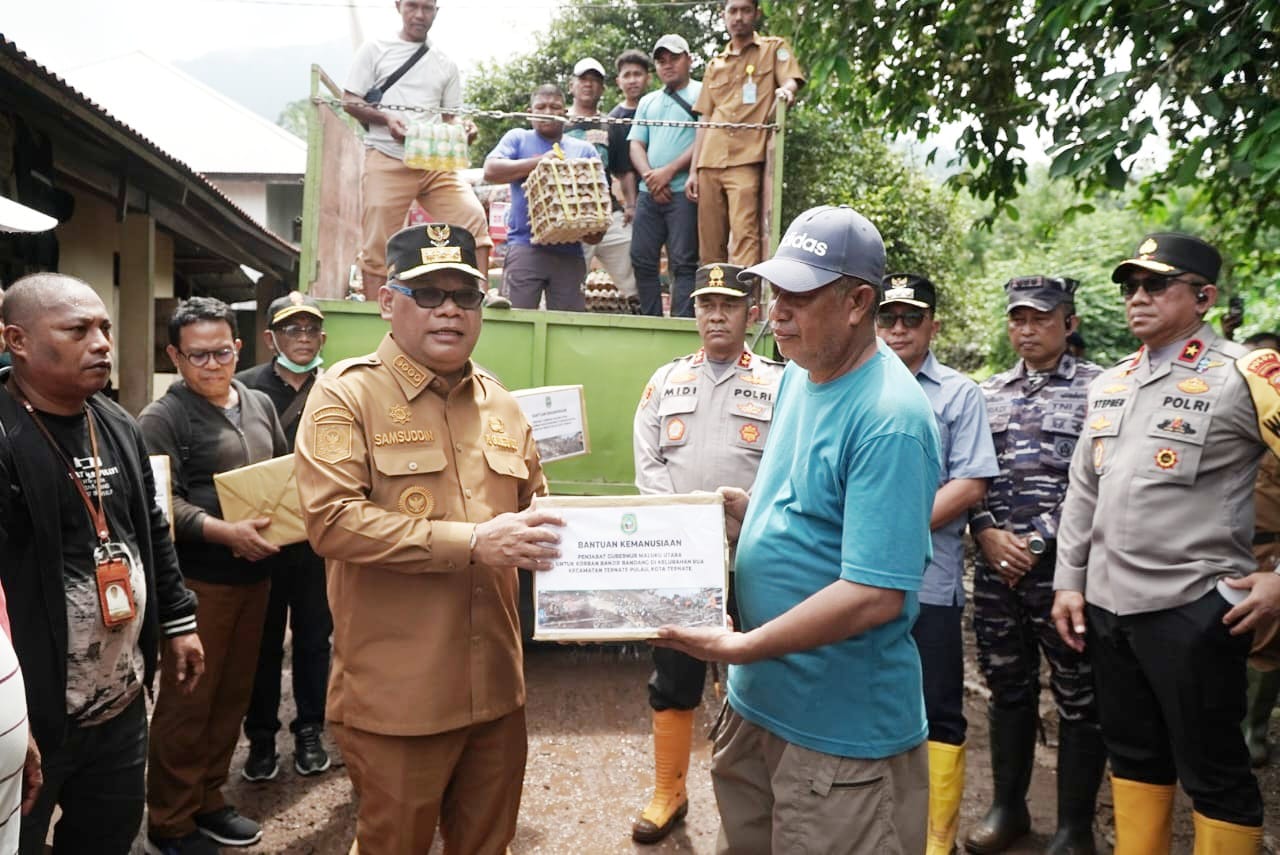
[524, 157, 612, 245]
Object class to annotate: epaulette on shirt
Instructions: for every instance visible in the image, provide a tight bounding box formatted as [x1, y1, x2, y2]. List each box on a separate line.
[325, 354, 381, 378]
[472, 364, 509, 390]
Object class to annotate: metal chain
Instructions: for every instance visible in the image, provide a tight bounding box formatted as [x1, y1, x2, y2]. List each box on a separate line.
[312, 96, 779, 131]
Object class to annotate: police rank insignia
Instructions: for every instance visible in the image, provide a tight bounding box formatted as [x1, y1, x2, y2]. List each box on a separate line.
[1154, 447, 1179, 470]
[1177, 377, 1210, 395]
[1089, 415, 1112, 431]
[737, 402, 765, 417]
[397, 486, 435, 519]
[1102, 384, 1128, 395]
[669, 372, 697, 384]
[1157, 417, 1195, 435]
[739, 374, 773, 386]
[666, 417, 686, 442]
[739, 423, 761, 444]
[388, 404, 411, 425]
[1177, 339, 1204, 363]
[737, 351, 753, 369]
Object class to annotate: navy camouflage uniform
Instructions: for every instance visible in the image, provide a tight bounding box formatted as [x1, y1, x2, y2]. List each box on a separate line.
[970, 352, 1102, 720]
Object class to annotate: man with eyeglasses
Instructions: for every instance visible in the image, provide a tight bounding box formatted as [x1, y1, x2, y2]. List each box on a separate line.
[234, 293, 334, 784]
[141, 297, 287, 854]
[965, 276, 1104, 855]
[295, 223, 562, 854]
[876, 274, 998, 855]
[630, 262, 781, 843]
[1053, 233, 1280, 853]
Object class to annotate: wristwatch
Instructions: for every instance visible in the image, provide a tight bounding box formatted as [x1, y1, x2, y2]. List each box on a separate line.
[1027, 533, 1047, 555]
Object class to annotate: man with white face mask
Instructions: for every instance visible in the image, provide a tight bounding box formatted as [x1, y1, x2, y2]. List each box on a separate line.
[234, 292, 334, 783]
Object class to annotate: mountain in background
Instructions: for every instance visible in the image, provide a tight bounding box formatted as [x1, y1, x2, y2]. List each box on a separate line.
[177, 39, 354, 125]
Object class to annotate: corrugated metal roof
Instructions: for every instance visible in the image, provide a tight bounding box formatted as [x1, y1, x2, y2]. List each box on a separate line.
[61, 52, 306, 177]
[0, 36, 298, 259]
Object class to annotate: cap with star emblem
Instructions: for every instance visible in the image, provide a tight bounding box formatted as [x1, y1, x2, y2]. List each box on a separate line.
[267, 291, 324, 326]
[691, 263, 752, 299]
[386, 223, 486, 284]
[1004, 275, 1079, 313]
[1111, 232, 1221, 283]
[880, 273, 936, 310]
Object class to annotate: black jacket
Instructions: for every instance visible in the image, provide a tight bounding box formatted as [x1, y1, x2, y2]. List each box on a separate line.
[138, 379, 286, 585]
[0, 370, 198, 751]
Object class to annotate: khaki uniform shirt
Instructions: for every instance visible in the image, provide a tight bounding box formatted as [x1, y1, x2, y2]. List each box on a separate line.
[634, 347, 783, 494]
[692, 34, 804, 169]
[295, 334, 546, 736]
[1056, 325, 1269, 615]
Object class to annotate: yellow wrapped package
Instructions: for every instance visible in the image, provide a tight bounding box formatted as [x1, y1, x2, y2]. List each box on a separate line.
[213, 453, 307, 547]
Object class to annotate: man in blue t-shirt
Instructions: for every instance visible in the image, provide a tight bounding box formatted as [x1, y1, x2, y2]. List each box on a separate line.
[627, 34, 702, 318]
[656, 205, 941, 854]
[483, 85, 605, 311]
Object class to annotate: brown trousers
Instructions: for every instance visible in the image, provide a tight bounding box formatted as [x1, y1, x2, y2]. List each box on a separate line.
[710, 706, 928, 855]
[333, 707, 527, 855]
[147, 578, 270, 837]
[359, 149, 492, 280]
[697, 163, 764, 267]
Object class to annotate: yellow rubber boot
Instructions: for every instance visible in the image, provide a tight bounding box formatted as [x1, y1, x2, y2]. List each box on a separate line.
[1110, 776, 1174, 855]
[1192, 811, 1262, 855]
[632, 708, 694, 844]
[926, 741, 965, 855]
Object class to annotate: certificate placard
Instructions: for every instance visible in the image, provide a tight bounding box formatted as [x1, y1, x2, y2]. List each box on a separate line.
[531, 493, 728, 641]
[512, 385, 589, 464]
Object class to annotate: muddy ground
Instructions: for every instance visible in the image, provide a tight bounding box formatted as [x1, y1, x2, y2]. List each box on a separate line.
[224, 632, 1280, 855]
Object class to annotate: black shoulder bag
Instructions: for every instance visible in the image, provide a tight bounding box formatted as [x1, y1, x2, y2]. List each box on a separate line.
[360, 43, 430, 129]
[663, 86, 700, 121]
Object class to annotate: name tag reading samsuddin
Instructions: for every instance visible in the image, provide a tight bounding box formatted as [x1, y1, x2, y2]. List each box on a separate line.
[530, 493, 728, 642]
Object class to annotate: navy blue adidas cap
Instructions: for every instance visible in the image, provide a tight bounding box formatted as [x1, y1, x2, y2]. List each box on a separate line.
[741, 205, 885, 293]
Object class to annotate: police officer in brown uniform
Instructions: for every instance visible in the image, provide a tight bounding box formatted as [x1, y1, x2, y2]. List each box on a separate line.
[686, 0, 803, 267]
[1053, 233, 1280, 854]
[294, 223, 564, 855]
[631, 262, 781, 843]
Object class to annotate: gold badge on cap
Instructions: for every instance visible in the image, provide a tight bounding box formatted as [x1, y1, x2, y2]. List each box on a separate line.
[1139, 238, 1158, 256]
[1154, 447, 1179, 470]
[427, 224, 451, 246]
[708, 265, 725, 283]
[890, 276, 909, 287]
[388, 404, 411, 425]
[398, 486, 435, 519]
[1177, 377, 1210, 395]
[422, 247, 462, 264]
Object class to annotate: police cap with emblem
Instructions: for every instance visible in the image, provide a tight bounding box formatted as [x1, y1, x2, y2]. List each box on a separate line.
[691, 263, 751, 299]
[385, 223, 486, 285]
[266, 291, 324, 327]
[880, 273, 936, 310]
[1004, 275, 1078, 313]
[741, 205, 884, 293]
[1111, 232, 1221, 284]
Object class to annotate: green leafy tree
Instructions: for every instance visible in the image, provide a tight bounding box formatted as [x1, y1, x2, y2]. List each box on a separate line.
[277, 97, 309, 140]
[763, 0, 1280, 282]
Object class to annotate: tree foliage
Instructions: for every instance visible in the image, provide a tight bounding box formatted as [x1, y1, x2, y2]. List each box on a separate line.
[764, 0, 1280, 276]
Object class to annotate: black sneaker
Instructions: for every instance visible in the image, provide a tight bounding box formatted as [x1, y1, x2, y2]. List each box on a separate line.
[148, 830, 221, 855]
[294, 724, 332, 776]
[241, 739, 278, 782]
[194, 806, 261, 847]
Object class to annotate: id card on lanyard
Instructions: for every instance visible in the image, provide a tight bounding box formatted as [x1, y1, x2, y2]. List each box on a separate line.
[17, 393, 138, 629]
[742, 64, 757, 105]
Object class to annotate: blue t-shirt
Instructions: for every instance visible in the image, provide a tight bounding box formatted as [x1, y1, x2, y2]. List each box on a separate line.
[728, 341, 942, 759]
[626, 82, 702, 194]
[486, 129, 599, 253]
[915, 351, 1000, 606]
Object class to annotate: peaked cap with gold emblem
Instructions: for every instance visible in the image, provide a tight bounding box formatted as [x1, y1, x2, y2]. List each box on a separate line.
[267, 290, 324, 326]
[690, 262, 752, 299]
[1111, 232, 1221, 283]
[879, 273, 936, 310]
[386, 223, 486, 284]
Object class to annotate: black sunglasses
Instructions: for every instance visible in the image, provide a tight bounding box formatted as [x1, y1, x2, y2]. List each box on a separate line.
[387, 282, 485, 310]
[875, 309, 927, 329]
[1119, 274, 1192, 300]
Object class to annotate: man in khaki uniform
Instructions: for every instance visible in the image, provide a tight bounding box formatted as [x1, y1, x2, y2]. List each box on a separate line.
[631, 263, 781, 843]
[295, 223, 563, 854]
[686, 0, 803, 267]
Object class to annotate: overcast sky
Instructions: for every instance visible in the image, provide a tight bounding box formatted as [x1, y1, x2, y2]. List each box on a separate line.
[3, 0, 556, 75]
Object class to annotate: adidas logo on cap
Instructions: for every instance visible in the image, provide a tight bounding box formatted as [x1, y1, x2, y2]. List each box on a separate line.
[781, 231, 829, 258]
